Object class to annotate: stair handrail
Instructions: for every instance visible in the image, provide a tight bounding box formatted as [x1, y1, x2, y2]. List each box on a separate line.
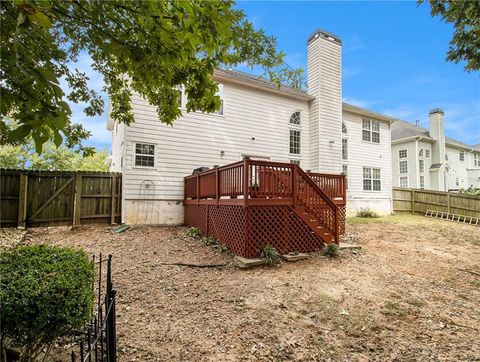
[293, 165, 340, 243]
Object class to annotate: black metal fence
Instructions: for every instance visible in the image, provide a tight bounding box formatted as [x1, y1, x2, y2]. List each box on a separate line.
[71, 254, 117, 362]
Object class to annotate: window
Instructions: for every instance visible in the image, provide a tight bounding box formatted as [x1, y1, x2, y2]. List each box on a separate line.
[362, 118, 380, 143]
[290, 159, 300, 165]
[425, 149, 430, 157]
[289, 111, 300, 125]
[342, 138, 348, 160]
[456, 178, 459, 187]
[289, 130, 301, 155]
[363, 167, 381, 191]
[419, 159, 424, 173]
[419, 175, 425, 189]
[342, 121, 347, 134]
[399, 149, 407, 158]
[459, 150, 465, 161]
[134, 143, 155, 167]
[475, 153, 479, 167]
[399, 160, 408, 174]
[400, 176, 408, 188]
[343, 165, 348, 190]
[445, 154, 448, 161]
[419, 149, 423, 157]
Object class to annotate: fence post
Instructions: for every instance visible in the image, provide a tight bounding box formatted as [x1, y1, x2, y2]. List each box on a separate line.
[17, 173, 28, 229]
[447, 193, 451, 214]
[215, 168, 219, 206]
[411, 189, 415, 214]
[110, 174, 117, 225]
[73, 174, 83, 227]
[292, 165, 297, 207]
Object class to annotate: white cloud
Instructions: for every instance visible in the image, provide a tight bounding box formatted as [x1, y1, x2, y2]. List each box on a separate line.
[342, 96, 376, 109]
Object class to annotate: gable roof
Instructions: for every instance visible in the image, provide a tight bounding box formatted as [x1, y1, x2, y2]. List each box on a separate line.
[392, 119, 480, 151]
[213, 68, 313, 101]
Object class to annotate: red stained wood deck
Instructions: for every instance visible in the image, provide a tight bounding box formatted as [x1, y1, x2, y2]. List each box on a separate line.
[184, 160, 346, 258]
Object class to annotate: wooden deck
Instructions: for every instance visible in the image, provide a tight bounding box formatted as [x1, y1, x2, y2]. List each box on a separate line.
[184, 160, 346, 258]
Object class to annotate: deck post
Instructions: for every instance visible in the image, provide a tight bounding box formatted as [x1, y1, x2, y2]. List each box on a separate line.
[335, 206, 340, 244]
[342, 174, 347, 203]
[216, 168, 219, 206]
[292, 165, 297, 207]
[243, 159, 249, 207]
[196, 173, 200, 205]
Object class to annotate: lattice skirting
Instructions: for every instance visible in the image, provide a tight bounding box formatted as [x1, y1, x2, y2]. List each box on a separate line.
[185, 204, 332, 258]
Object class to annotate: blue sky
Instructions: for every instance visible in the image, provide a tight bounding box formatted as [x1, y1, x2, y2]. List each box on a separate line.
[72, 1, 479, 151]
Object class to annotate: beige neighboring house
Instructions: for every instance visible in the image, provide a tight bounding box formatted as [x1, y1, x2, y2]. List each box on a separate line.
[108, 28, 395, 225]
[391, 108, 480, 191]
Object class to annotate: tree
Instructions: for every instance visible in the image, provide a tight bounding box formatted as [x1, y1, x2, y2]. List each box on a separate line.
[420, 0, 480, 72]
[1, 1, 302, 154]
[0, 141, 109, 171]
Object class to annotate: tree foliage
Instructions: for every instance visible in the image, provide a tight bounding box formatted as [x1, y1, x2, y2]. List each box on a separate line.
[0, 141, 110, 171]
[421, 0, 480, 72]
[1, 0, 302, 154]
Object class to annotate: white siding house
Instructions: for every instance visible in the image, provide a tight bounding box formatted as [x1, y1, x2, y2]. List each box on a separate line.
[391, 109, 480, 191]
[108, 28, 396, 225]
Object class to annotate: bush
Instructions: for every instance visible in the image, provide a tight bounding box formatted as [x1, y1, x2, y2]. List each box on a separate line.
[0, 245, 94, 361]
[356, 208, 379, 218]
[324, 243, 338, 257]
[260, 245, 280, 266]
[187, 227, 201, 238]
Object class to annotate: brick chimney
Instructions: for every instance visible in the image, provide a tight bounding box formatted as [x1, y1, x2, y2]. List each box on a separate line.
[307, 29, 342, 174]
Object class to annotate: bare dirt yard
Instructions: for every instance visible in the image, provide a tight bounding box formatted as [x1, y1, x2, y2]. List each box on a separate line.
[16, 214, 480, 361]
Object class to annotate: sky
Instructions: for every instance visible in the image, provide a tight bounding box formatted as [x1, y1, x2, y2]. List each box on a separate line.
[70, 1, 479, 151]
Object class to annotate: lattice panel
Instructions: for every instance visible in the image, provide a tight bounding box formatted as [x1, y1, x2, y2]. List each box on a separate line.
[246, 206, 325, 258]
[184, 205, 207, 233]
[339, 205, 346, 235]
[208, 206, 246, 256]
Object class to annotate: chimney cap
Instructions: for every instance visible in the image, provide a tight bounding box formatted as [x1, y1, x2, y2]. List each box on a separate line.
[307, 28, 342, 45]
[429, 108, 444, 115]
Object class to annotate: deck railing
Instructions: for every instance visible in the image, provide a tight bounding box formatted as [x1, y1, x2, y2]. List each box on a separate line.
[184, 160, 346, 242]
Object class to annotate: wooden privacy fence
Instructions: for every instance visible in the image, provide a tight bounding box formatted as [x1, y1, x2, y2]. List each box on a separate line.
[393, 187, 480, 218]
[0, 169, 122, 228]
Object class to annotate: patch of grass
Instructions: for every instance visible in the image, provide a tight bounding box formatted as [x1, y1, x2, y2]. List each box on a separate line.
[260, 245, 280, 266]
[356, 208, 379, 218]
[381, 301, 410, 319]
[324, 243, 338, 257]
[187, 227, 201, 238]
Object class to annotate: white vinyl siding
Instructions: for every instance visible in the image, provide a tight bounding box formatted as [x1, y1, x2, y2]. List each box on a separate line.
[122, 82, 310, 201]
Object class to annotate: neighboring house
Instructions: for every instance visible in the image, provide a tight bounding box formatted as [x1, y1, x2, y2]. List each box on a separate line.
[391, 109, 480, 191]
[108, 28, 395, 225]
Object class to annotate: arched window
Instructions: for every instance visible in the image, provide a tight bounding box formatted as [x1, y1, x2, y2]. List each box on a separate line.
[342, 121, 348, 134]
[419, 149, 424, 157]
[289, 111, 300, 125]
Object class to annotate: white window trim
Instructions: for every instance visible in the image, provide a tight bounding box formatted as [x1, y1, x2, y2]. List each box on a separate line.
[419, 175, 425, 189]
[459, 150, 465, 162]
[289, 129, 301, 156]
[419, 159, 425, 173]
[362, 118, 381, 144]
[399, 149, 407, 158]
[133, 142, 156, 169]
[363, 166, 382, 192]
[399, 175, 409, 188]
[399, 160, 408, 174]
[289, 111, 302, 128]
[342, 137, 348, 161]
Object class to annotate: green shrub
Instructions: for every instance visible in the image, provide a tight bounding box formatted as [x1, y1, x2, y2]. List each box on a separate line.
[356, 208, 379, 218]
[0, 245, 94, 361]
[260, 245, 280, 265]
[187, 227, 201, 238]
[324, 243, 338, 257]
[202, 236, 218, 246]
